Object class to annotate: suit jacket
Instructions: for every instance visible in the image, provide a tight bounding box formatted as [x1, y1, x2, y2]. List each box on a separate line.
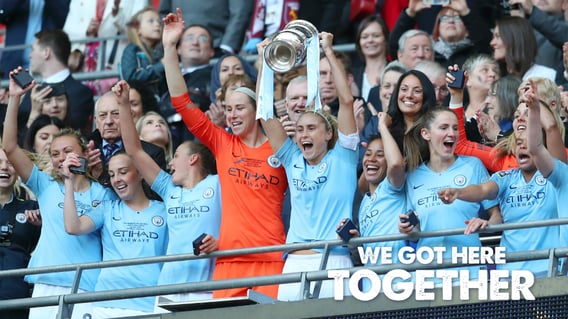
[0, 0, 70, 78]
[158, 0, 253, 52]
[19, 74, 95, 137]
[88, 129, 167, 188]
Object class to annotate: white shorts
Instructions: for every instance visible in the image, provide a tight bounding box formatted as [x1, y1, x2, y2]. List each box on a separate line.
[277, 253, 353, 301]
[28, 283, 91, 319]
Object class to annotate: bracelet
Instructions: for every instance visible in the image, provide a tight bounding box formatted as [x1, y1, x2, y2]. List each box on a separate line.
[170, 92, 193, 108]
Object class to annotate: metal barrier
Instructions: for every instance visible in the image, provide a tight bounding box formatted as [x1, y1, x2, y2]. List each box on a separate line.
[0, 217, 567, 318]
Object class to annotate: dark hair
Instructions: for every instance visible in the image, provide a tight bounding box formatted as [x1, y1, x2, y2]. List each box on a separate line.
[108, 151, 163, 201]
[24, 115, 66, 152]
[320, 50, 353, 76]
[355, 15, 390, 61]
[491, 75, 521, 122]
[127, 80, 160, 114]
[387, 70, 437, 152]
[404, 107, 458, 171]
[210, 54, 258, 103]
[35, 29, 71, 67]
[182, 141, 217, 175]
[495, 16, 536, 78]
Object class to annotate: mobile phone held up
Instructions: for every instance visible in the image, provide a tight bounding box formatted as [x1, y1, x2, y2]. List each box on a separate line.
[400, 209, 420, 227]
[336, 218, 358, 242]
[11, 71, 35, 89]
[192, 233, 207, 255]
[422, 0, 450, 5]
[69, 157, 87, 175]
[448, 70, 465, 89]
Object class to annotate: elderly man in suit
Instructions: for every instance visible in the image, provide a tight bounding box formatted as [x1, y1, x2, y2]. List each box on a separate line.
[88, 91, 166, 188]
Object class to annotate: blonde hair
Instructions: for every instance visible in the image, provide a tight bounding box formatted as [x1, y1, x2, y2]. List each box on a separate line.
[519, 77, 565, 141]
[298, 108, 339, 150]
[127, 7, 160, 60]
[135, 111, 173, 162]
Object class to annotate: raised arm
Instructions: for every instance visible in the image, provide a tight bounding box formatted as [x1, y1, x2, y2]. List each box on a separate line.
[3, 68, 36, 182]
[256, 38, 288, 152]
[377, 112, 405, 188]
[320, 32, 356, 136]
[62, 154, 96, 235]
[113, 81, 161, 185]
[162, 8, 195, 104]
[525, 80, 555, 177]
[438, 180, 499, 204]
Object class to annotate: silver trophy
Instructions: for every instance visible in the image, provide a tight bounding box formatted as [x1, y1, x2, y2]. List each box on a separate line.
[264, 20, 319, 73]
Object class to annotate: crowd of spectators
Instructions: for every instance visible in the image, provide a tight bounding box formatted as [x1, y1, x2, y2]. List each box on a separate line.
[0, 0, 568, 318]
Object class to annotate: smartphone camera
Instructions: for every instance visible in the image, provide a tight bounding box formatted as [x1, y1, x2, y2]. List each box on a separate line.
[336, 218, 358, 242]
[69, 157, 87, 175]
[11, 71, 35, 89]
[400, 209, 420, 227]
[448, 70, 465, 89]
[192, 233, 207, 255]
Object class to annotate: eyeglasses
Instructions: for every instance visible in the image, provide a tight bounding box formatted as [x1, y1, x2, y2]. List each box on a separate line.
[183, 34, 210, 44]
[439, 15, 461, 23]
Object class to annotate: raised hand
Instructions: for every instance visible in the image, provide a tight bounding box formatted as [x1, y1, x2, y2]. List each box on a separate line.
[111, 80, 130, 106]
[8, 67, 35, 98]
[162, 8, 186, 48]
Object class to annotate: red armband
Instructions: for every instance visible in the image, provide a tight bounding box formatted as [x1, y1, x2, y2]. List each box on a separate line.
[170, 92, 193, 108]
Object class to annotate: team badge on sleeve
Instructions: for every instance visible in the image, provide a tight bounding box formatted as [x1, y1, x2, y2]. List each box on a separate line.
[267, 155, 282, 168]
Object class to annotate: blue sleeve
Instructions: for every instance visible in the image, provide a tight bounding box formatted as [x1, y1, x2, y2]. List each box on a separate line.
[120, 44, 164, 82]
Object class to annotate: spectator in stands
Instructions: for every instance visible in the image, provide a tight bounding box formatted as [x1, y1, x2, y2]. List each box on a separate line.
[243, 0, 300, 53]
[128, 80, 161, 124]
[160, 24, 215, 146]
[258, 32, 358, 301]
[114, 80, 221, 307]
[461, 54, 500, 142]
[400, 107, 500, 284]
[359, 68, 434, 193]
[62, 150, 166, 318]
[158, 0, 254, 55]
[0, 147, 41, 319]
[394, 29, 434, 70]
[121, 7, 166, 97]
[414, 60, 448, 107]
[23, 115, 66, 172]
[520, 77, 568, 145]
[366, 61, 408, 118]
[3, 68, 117, 319]
[88, 91, 166, 188]
[448, 68, 566, 174]
[510, 0, 568, 84]
[23, 115, 66, 156]
[475, 76, 521, 146]
[279, 75, 308, 139]
[22, 29, 95, 137]
[64, 0, 147, 73]
[136, 111, 173, 162]
[526, 79, 568, 247]
[352, 15, 390, 102]
[162, 9, 287, 299]
[386, 70, 437, 153]
[490, 16, 556, 82]
[25, 84, 73, 136]
[209, 53, 257, 106]
[388, 0, 492, 69]
[0, 1, 69, 79]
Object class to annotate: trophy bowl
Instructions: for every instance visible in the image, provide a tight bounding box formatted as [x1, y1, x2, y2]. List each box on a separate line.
[264, 20, 319, 73]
